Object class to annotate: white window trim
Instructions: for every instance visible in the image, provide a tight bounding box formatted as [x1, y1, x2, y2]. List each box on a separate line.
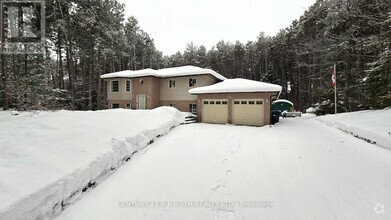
[111, 80, 119, 93]
[125, 80, 132, 93]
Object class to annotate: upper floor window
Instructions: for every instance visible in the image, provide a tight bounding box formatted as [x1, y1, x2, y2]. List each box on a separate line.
[189, 78, 197, 87]
[111, 80, 119, 92]
[169, 79, 176, 88]
[125, 80, 131, 92]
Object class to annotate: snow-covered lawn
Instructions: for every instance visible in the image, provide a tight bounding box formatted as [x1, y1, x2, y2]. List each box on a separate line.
[317, 108, 391, 149]
[0, 107, 185, 219]
[57, 116, 391, 220]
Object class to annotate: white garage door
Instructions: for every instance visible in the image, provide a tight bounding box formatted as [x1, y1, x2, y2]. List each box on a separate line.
[232, 99, 264, 126]
[201, 99, 229, 124]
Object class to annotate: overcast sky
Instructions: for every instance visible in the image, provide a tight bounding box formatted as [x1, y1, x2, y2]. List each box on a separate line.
[118, 0, 316, 56]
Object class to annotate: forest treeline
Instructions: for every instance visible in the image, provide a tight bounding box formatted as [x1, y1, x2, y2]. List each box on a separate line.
[0, 0, 390, 112]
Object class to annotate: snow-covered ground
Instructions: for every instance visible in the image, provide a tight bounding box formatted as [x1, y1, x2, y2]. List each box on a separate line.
[56, 116, 391, 219]
[317, 108, 391, 149]
[0, 107, 185, 219]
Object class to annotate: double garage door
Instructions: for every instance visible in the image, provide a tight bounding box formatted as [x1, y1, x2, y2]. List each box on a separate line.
[201, 99, 265, 126]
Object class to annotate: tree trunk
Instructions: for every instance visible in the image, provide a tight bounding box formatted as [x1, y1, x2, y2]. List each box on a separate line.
[64, 3, 75, 109]
[88, 57, 92, 110]
[133, 44, 136, 70]
[298, 65, 302, 111]
[57, 30, 64, 89]
[97, 53, 102, 110]
[1, 0, 9, 109]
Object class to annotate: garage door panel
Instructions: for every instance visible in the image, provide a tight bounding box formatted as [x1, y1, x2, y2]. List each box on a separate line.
[202, 99, 228, 124]
[233, 99, 264, 126]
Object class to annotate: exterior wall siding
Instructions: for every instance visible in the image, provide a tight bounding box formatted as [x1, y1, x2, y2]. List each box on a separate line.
[105, 76, 160, 109]
[105, 74, 219, 110]
[107, 78, 133, 101]
[196, 92, 279, 125]
[160, 75, 219, 101]
[131, 76, 161, 109]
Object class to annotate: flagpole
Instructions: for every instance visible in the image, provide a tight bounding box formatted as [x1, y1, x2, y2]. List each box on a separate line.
[334, 64, 337, 114]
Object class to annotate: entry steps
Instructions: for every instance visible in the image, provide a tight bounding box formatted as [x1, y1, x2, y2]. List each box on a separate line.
[184, 113, 197, 124]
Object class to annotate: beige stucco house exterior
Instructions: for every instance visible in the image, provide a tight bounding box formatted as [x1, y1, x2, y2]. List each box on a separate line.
[101, 66, 226, 113]
[101, 66, 282, 126]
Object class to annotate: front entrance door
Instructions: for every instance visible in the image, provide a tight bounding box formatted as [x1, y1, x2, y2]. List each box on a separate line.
[136, 94, 147, 109]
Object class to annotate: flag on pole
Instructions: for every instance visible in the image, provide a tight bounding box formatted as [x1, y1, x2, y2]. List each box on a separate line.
[331, 65, 336, 88]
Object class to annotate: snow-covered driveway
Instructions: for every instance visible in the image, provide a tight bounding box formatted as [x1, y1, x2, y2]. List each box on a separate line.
[57, 117, 391, 220]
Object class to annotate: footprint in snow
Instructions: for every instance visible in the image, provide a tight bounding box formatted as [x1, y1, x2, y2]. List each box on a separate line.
[226, 170, 232, 178]
[211, 184, 226, 192]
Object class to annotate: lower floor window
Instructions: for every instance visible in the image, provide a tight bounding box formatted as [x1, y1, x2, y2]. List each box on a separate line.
[169, 103, 176, 108]
[112, 103, 120, 109]
[126, 103, 131, 109]
[189, 104, 197, 113]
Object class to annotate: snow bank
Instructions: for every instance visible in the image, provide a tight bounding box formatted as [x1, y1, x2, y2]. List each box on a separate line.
[0, 107, 185, 220]
[317, 108, 391, 149]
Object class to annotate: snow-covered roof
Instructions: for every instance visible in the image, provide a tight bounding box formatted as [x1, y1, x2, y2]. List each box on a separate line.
[189, 78, 282, 94]
[272, 99, 294, 106]
[100, 66, 226, 81]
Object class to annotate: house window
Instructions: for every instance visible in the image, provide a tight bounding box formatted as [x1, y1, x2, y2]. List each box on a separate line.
[241, 101, 247, 104]
[249, 101, 255, 105]
[189, 78, 197, 87]
[216, 101, 221, 105]
[126, 103, 131, 109]
[210, 101, 215, 104]
[234, 101, 240, 105]
[169, 79, 176, 88]
[204, 101, 209, 104]
[111, 81, 119, 92]
[125, 80, 131, 92]
[169, 103, 176, 108]
[256, 101, 263, 105]
[189, 104, 197, 113]
[112, 103, 120, 109]
[222, 101, 228, 105]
